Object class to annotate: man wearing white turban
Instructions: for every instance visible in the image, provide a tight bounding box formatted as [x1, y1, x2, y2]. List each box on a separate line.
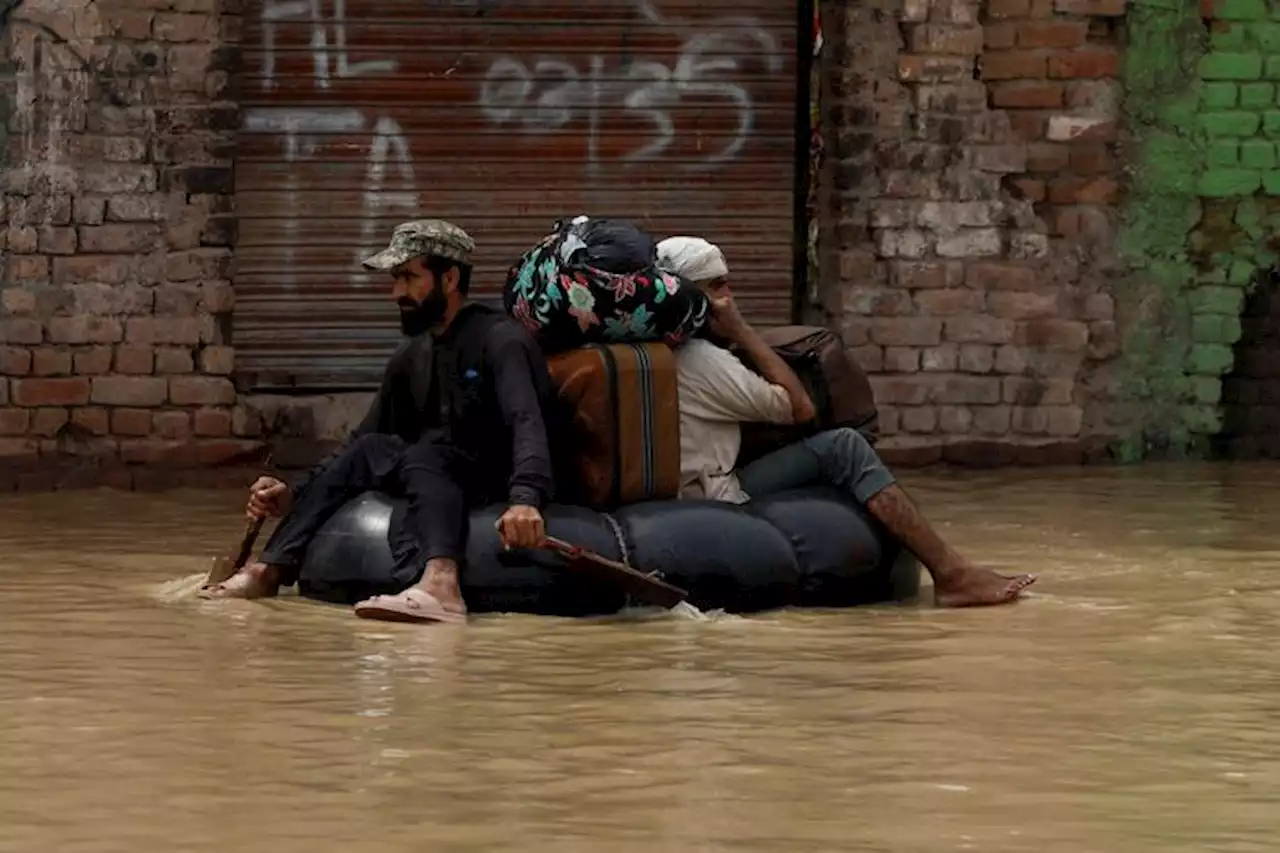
[657, 236, 1035, 608]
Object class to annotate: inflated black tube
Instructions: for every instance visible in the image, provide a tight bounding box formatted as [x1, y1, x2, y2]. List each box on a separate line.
[611, 499, 802, 612]
[297, 490, 920, 615]
[747, 486, 921, 607]
[298, 492, 630, 616]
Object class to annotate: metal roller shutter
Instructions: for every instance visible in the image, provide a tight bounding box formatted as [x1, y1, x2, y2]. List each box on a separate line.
[235, 0, 801, 390]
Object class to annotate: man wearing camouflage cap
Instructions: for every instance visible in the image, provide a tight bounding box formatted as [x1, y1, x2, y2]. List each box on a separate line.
[203, 220, 559, 625]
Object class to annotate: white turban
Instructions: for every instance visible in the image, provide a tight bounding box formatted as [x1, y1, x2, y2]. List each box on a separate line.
[655, 236, 729, 283]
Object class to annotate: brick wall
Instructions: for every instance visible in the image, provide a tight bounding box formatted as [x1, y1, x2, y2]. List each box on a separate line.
[812, 0, 1125, 465]
[0, 0, 264, 488]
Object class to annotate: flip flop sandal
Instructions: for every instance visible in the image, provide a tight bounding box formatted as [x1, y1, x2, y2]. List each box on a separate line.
[353, 588, 468, 625]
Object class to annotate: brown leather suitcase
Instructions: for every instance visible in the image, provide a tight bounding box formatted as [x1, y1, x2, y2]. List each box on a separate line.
[738, 325, 880, 464]
[546, 342, 680, 510]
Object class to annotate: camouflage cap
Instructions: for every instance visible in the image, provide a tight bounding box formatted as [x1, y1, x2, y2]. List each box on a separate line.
[361, 219, 475, 271]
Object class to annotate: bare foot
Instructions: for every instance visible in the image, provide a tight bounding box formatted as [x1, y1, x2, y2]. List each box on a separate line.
[933, 566, 1037, 608]
[199, 562, 281, 600]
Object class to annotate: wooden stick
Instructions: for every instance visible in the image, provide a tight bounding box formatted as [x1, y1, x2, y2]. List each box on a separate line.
[204, 517, 265, 588]
[542, 534, 689, 609]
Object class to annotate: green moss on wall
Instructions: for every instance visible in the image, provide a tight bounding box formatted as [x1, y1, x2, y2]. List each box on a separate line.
[1116, 0, 1280, 461]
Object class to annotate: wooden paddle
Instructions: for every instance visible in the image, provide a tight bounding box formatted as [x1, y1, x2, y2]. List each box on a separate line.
[542, 534, 689, 609]
[204, 517, 265, 588]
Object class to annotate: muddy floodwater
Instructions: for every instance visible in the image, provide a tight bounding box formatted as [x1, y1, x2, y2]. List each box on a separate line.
[0, 462, 1276, 852]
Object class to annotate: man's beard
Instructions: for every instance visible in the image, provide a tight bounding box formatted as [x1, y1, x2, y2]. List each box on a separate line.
[398, 286, 448, 337]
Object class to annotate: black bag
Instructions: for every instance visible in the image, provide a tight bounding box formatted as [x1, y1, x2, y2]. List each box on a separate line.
[737, 325, 880, 464]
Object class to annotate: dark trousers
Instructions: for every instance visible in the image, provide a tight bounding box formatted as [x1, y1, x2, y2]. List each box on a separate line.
[260, 433, 483, 585]
[738, 427, 897, 504]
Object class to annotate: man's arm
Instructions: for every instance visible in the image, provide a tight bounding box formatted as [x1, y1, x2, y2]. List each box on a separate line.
[709, 291, 816, 425]
[489, 331, 554, 509]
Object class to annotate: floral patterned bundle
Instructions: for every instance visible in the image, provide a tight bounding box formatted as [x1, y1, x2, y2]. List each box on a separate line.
[503, 216, 710, 354]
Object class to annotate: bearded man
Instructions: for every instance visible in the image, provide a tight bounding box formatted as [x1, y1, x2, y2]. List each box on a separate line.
[202, 220, 558, 625]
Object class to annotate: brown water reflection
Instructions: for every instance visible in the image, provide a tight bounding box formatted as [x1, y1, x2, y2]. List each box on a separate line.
[0, 462, 1276, 852]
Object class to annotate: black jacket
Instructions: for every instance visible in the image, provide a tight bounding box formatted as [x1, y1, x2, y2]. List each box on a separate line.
[292, 303, 558, 508]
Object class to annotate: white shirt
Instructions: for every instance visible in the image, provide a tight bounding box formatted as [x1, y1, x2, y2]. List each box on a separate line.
[675, 338, 794, 503]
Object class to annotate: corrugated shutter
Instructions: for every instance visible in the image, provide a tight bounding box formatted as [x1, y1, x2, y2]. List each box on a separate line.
[235, 0, 801, 390]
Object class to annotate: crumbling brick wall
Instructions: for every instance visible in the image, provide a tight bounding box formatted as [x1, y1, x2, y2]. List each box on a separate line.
[0, 0, 262, 488]
[812, 0, 1126, 465]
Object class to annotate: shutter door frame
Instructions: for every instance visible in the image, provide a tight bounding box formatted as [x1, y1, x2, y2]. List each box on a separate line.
[234, 0, 810, 392]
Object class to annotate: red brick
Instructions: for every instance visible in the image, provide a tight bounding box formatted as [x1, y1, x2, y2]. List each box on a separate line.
[870, 377, 930, 406]
[78, 224, 162, 253]
[1016, 320, 1090, 350]
[1088, 321, 1120, 359]
[973, 405, 1013, 434]
[914, 289, 986, 315]
[125, 317, 202, 346]
[0, 408, 30, 435]
[197, 439, 266, 467]
[988, 291, 1059, 319]
[849, 345, 884, 373]
[891, 262, 965, 290]
[30, 408, 69, 438]
[899, 55, 973, 82]
[990, 81, 1065, 108]
[1082, 293, 1114, 321]
[0, 348, 32, 377]
[1055, 0, 1125, 14]
[1002, 377, 1075, 406]
[0, 438, 38, 459]
[154, 12, 216, 42]
[200, 280, 234, 314]
[1012, 406, 1049, 435]
[980, 51, 1046, 80]
[169, 376, 236, 406]
[46, 316, 124, 345]
[12, 378, 90, 407]
[1048, 176, 1118, 204]
[1048, 48, 1119, 79]
[31, 348, 71, 377]
[937, 375, 1003, 404]
[115, 344, 154, 375]
[869, 318, 944, 347]
[958, 344, 996, 373]
[901, 406, 939, 433]
[6, 256, 50, 284]
[1016, 21, 1088, 48]
[1047, 406, 1084, 436]
[111, 408, 154, 436]
[966, 262, 1038, 291]
[120, 439, 194, 467]
[1, 320, 43, 345]
[883, 347, 921, 373]
[71, 407, 110, 437]
[91, 376, 168, 407]
[1009, 112, 1046, 140]
[193, 407, 232, 437]
[38, 227, 77, 255]
[944, 316, 1017, 344]
[1027, 143, 1070, 172]
[922, 344, 958, 372]
[155, 347, 194, 374]
[1011, 178, 1046, 202]
[198, 345, 234, 375]
[985, 23, 1017, 49]
[154, 411, 192, 439]
[72, 347, 112, 375]
[910, 24, 984, 55]
[1070, 144, 1112, 174]
[988, 0, 1032, 16]
[938, 406, 973, 433]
